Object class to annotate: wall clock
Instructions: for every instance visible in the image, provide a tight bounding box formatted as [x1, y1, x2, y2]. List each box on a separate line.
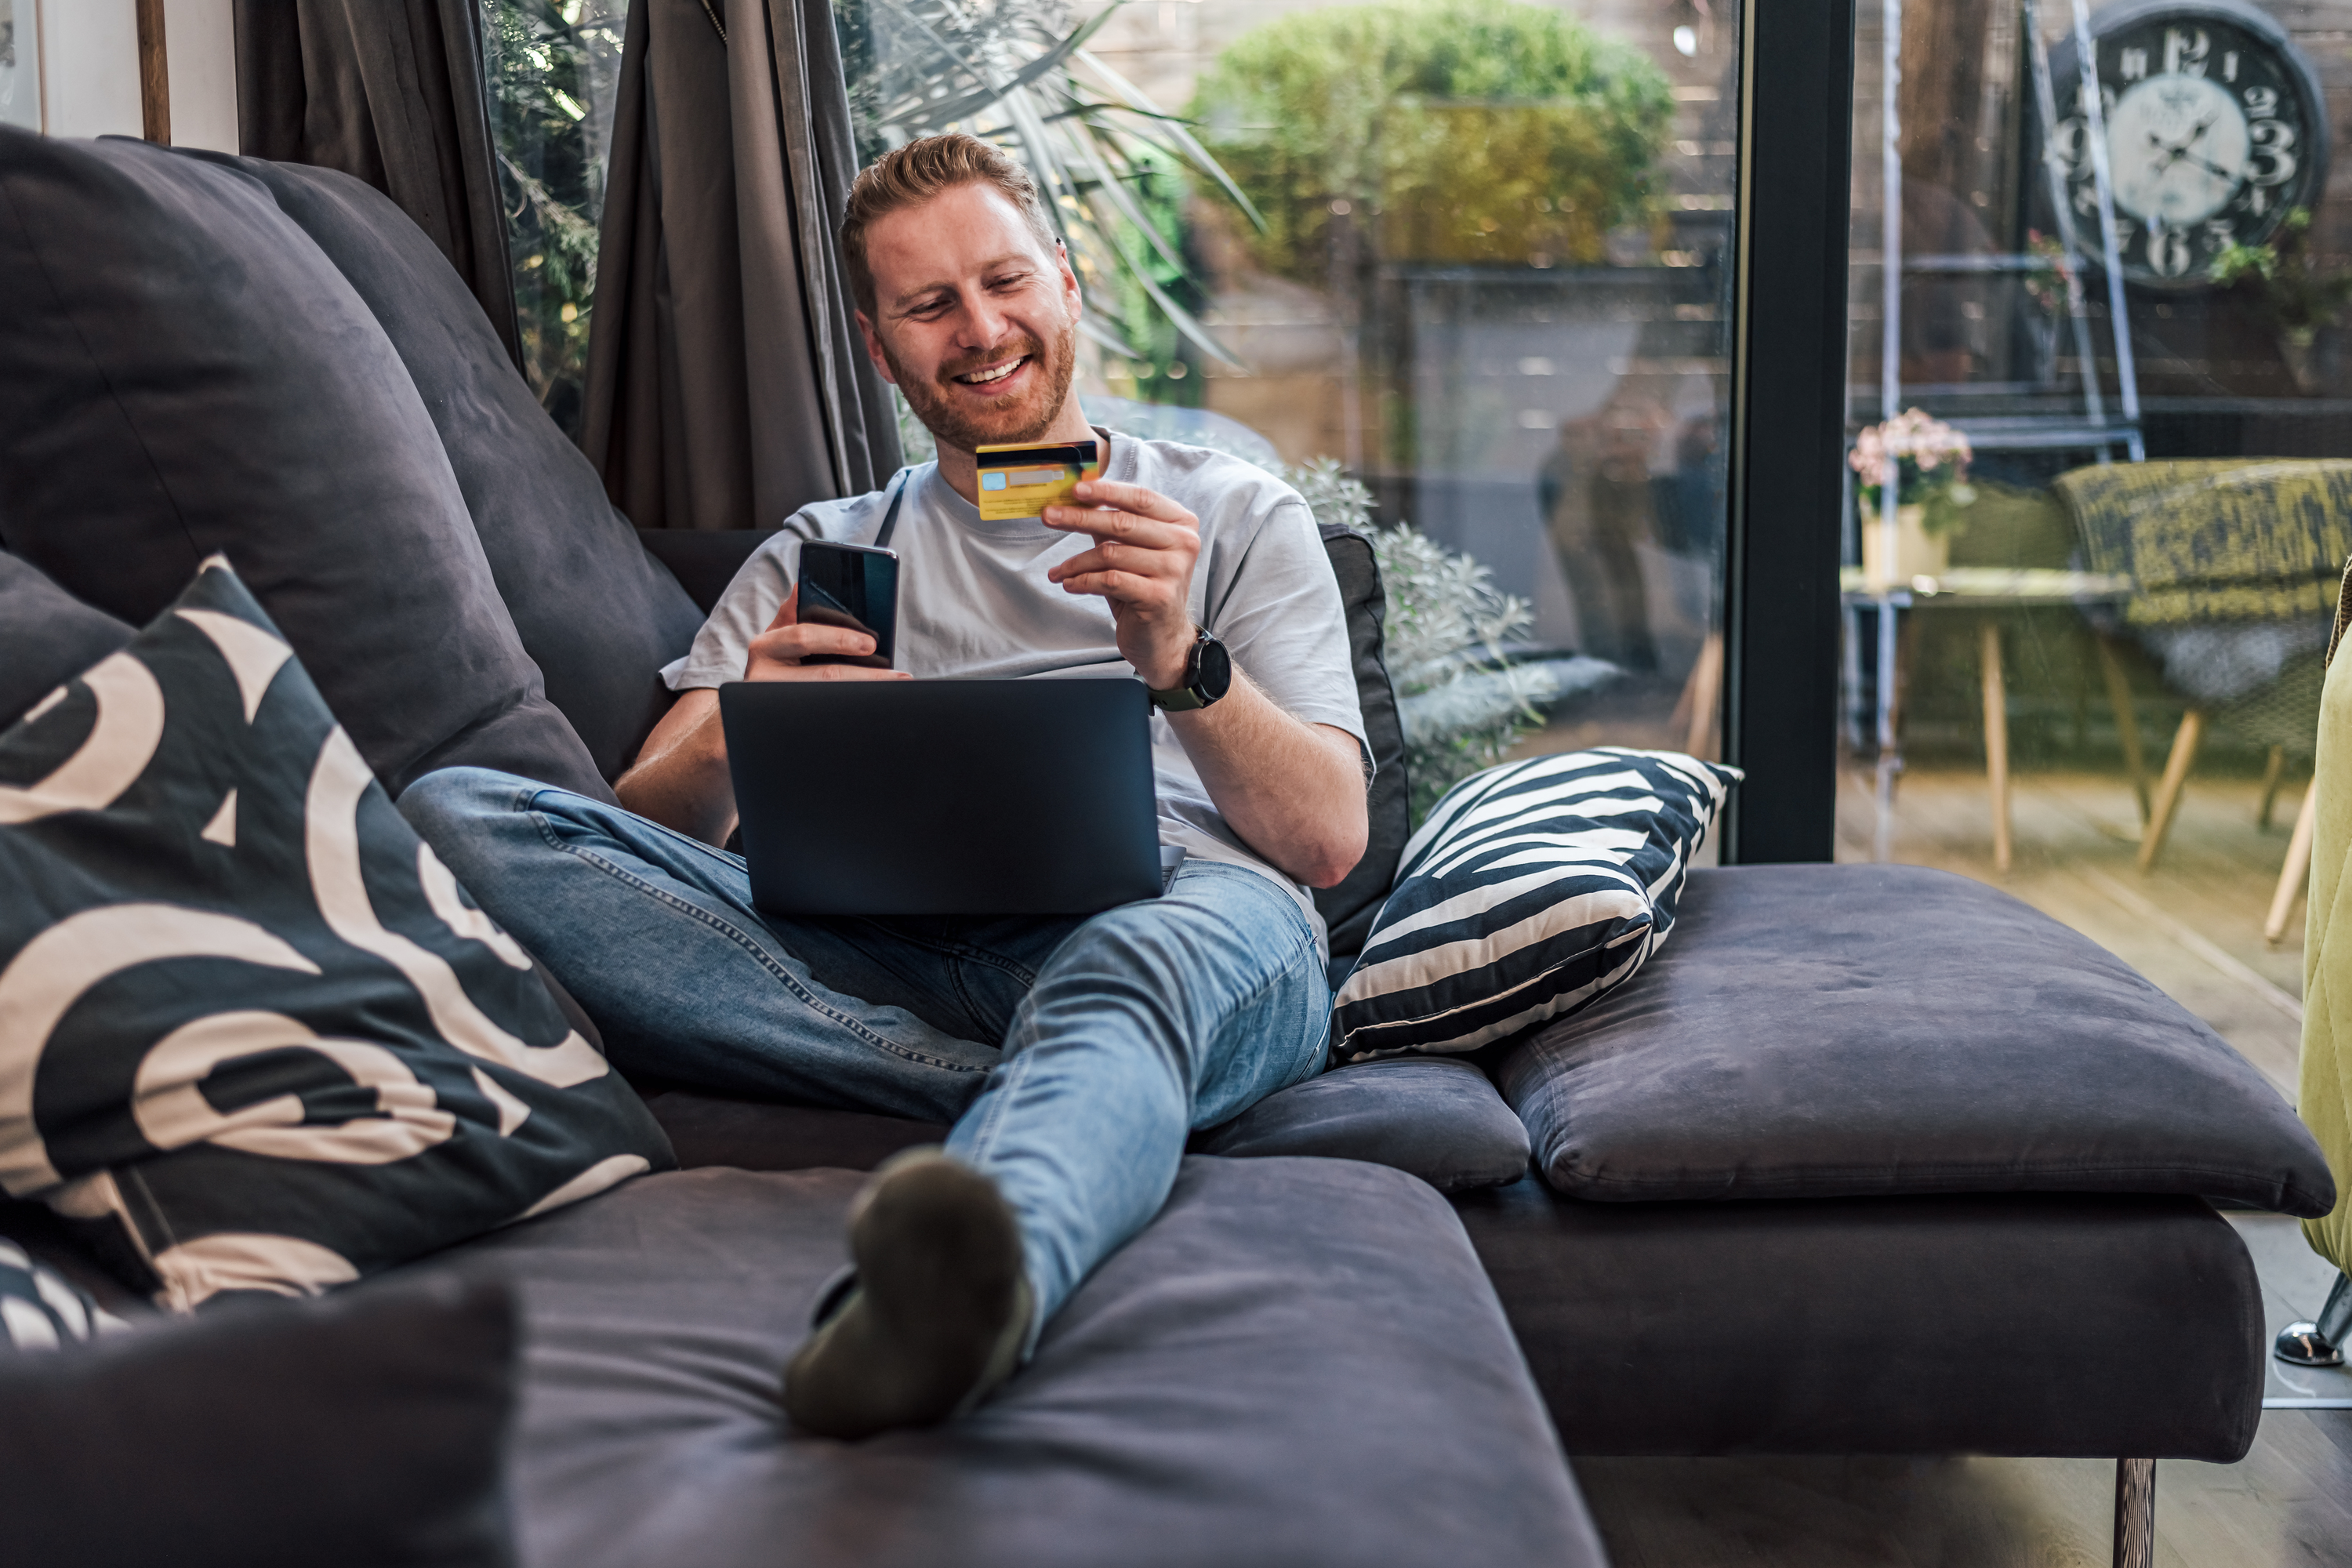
[2045, 0, 2328, 287]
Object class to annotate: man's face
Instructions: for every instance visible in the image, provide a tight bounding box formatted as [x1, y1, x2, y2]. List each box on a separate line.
[858, 182, 1082, 453]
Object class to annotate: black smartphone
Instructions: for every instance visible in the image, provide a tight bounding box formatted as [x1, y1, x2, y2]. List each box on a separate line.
[795, 540, 899, 668]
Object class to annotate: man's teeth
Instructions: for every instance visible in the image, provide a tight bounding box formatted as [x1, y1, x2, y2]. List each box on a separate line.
[959, 358, 1025, 386]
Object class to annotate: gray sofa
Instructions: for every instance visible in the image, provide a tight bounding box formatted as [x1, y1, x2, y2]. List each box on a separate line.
[0, 127, 2333, 1568]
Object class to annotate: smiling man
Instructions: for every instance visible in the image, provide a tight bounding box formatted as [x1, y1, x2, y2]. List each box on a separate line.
[400, 133, 1369, 1437]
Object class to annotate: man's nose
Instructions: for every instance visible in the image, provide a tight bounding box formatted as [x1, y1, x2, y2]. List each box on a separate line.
[954, 289, 1014, 349]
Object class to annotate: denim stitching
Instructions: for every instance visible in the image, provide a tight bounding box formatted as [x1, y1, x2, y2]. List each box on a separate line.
[526, 812, 989, 1074]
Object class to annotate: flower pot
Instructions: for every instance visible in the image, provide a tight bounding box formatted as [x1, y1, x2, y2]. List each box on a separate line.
[1860, 500, 1948, 590]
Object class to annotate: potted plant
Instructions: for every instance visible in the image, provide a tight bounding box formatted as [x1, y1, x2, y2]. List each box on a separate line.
[1849, 408, 1973, 589]
[2209, 208, 2352, 394]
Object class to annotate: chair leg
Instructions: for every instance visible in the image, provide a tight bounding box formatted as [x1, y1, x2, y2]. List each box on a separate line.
[2097, 635, 2151, 827]
[2276, 1271, 2352, 1366]
[2138, 711, 2205, 874]
[2112, 1457, 2155, 1568]
[2259, 745, 2288, 829]
[1981, 622, 2012, 873]
[2265, 782, 2319, 946]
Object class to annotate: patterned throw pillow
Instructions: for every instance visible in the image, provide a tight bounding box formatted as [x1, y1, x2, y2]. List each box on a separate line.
[0, 1240, 124, 1351]
[1331, 748, 1740, 1062]
[0, 559, 674, 1310]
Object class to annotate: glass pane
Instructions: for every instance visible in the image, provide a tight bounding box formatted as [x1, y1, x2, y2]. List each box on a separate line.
[836, 0, 1740, 826]
[1842, 0, 2339, 1102]
[479, 0, 629, 439]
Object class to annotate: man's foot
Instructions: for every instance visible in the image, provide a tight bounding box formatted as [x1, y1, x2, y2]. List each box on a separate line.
[782, 1148, 1032, 1439]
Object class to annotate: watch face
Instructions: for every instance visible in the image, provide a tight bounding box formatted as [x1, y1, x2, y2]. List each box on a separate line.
[1192, 634, 1233, 701]
[2049, 6, 2325, 285]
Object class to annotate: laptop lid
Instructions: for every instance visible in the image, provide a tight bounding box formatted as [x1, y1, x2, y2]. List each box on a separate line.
[719, 678, 1165, 916]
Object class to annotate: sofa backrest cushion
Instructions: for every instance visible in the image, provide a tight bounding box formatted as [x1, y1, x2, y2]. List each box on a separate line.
[225, 157, 707, 783]
[0, 128, 606, 802]
[1312, 524, 1409, 961]
[0, 554, 132, 731]
[1501, 862, 2337, 1214]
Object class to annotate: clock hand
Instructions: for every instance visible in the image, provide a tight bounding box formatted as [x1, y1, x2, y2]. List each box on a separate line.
[2182, 151, 2234, 180]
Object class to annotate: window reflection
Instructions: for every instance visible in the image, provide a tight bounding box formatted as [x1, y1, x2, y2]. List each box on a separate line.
[864, 0, 1746, 799]
[1845, 0, 2344, 1087]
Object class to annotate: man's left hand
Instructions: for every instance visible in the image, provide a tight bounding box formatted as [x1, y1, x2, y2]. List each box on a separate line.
[1043, 478, 1201, 691]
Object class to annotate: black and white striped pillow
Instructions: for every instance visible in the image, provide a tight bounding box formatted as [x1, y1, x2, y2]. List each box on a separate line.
[1332, 749, 1740, 1062]
[0, 1240, 124, 1352]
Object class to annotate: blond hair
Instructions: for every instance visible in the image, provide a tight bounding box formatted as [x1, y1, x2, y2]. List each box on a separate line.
[840, 133, 1058, 316]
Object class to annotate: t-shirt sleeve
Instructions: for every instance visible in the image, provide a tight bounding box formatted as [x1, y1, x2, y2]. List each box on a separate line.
[1207, 494, 1368, 754]
[658, 531, 804, 691]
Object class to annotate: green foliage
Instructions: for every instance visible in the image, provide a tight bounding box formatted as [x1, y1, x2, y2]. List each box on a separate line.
[2210, 208, 2352, 338]
[479, 0, 625, 437]
[1283, 458, 1546, 824]
[1190, 0, 1673, 280]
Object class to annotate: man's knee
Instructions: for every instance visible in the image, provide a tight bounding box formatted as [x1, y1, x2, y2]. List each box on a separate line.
[395, 766, 540, 848]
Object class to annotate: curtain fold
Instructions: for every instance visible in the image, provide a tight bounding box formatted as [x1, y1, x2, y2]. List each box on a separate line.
[581, 0, 898, 532]
[232, 0, 521, 372]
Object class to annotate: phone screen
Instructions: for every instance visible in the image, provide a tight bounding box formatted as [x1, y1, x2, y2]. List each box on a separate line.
[797, 541, 898, 668]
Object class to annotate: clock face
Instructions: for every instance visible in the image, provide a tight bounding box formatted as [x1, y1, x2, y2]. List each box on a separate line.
[2049, 8, 2325, 285]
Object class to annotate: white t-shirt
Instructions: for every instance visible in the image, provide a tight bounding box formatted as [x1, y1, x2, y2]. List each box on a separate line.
[662, 427, 1368, 951]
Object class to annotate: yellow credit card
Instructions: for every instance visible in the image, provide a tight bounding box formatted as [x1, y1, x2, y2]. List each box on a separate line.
[975, 439, 1102, 521]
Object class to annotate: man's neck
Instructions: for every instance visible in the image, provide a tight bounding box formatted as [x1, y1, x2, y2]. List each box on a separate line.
[932, 395, 1101, 503]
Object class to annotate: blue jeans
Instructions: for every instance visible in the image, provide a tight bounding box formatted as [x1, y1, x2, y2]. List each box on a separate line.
[398, 768, 1333, 1330]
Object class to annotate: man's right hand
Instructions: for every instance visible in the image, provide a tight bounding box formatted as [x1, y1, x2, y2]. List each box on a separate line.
[745, 587, 913, 683]
[617, 584, 910, 844]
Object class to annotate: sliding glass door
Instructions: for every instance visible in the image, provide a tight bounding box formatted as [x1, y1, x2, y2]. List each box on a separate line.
[1841, 0, 2348, 1093]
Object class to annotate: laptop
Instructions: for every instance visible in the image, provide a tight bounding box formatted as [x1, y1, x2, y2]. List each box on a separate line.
[719, 678, 1171, 916]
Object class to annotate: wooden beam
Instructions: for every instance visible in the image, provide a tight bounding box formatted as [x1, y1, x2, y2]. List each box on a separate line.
[136, 0, 170, 146]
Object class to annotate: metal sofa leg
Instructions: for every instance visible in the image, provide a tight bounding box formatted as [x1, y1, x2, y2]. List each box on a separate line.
[2112, 1457, 2155, 1568]
[2276, 1270, 2352, 1366]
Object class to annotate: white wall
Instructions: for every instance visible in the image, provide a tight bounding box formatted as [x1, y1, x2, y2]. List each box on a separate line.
[32, 0, 236, 149]
[163, 0, 235, 152]
[38, 0, 140, 139]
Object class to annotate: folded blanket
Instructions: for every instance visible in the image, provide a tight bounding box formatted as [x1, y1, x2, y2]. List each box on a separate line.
[2056, 459, 2352, 626]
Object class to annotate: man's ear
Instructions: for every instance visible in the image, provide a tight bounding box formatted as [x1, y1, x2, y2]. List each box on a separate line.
[1055, 239, 1083, 318]
[855, 310, 898, 385]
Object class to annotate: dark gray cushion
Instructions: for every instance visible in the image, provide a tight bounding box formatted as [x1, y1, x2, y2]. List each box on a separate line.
[0, 1275, 518, 1567]
[1312, 524, 1410, 961]
[419, 1159, 1603, 1568]
[1190, 1058, 1529, 1192]
[1499, 863, 2335, 1213]
[0, 128, 604, 801]
[1454, 1176, 2263, 1461]
[0, 553, 131, 729]
[223, 157, 707, 784]
[640, 1086, 947, 1173]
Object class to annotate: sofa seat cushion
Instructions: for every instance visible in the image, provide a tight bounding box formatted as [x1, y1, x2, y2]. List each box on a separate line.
[1499, 863, 2334, 1213]
[1189, 1058, 1530, 1191]
[415, 1158, 1604, 1568]
[1453, 1176, 2263, 1460]
[0, 128, 604, 801]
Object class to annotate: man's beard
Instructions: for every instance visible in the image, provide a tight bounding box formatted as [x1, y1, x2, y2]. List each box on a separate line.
[886, 318, 1078, 455]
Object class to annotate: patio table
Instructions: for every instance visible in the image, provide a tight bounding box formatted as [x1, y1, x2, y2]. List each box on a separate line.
[1842, 567, 2136, 871]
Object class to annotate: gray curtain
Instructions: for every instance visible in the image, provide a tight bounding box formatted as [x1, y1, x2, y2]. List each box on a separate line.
[233, 0, 521, 371]
[581, 0, 898, 532]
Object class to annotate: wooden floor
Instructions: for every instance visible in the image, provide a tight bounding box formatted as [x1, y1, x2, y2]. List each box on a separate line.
[1557, 758, 2352, 1565]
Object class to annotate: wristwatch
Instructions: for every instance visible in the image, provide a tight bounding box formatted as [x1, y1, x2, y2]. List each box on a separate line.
[1147, 628, 1232, 712]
